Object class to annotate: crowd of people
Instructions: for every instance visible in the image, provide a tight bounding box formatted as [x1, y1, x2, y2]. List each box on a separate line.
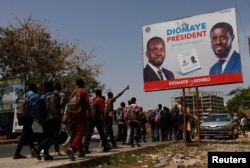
[13, 78, 151, 161]
[16, 78, 249, 162]
[148, 101, 198, 143]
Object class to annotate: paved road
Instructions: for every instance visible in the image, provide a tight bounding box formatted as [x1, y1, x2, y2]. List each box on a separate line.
[0, 138, 109, 158]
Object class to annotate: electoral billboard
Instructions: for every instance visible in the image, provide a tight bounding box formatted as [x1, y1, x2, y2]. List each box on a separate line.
[142, 8, 242, 91]
[0, 78, 25, 113]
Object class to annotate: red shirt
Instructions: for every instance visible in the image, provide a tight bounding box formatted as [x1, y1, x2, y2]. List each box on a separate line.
[72, 88, 89, 122]
[92, 96, 105, 108]
[92, 96, 105, 121]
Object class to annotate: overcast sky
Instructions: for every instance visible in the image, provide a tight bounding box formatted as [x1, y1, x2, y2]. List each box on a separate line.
[1, 0, 250, 110]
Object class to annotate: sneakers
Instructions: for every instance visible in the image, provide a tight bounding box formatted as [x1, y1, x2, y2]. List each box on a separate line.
[32, 147, 41, 160]
[78, 152, 85, 158]
[40, 149, 44, 156]
[44, 155, 54, 161]
[13, 154, 27, 159]
[112, 145, 118, 149]
[55, 152, 63, 156]
[103, 144, 111, 152]
[84, 150, 91, 154]
[66, 149, 75, 161]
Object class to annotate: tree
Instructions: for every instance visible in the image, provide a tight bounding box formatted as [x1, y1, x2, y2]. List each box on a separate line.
[0, 16, 104, 94]
[226, 87, 250, 113]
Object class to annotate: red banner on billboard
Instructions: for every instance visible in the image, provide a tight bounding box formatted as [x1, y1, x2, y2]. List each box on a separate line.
[144, 73, 242, 91]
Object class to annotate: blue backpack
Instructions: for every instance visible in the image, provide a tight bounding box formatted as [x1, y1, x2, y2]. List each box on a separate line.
[30, 92, 51, 123]
[116, 109, 124, 121]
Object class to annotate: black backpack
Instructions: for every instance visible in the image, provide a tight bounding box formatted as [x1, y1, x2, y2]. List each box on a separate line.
[30, 92, 51, 123]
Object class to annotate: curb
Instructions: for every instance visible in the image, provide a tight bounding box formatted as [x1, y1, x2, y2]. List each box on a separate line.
[50, 143, 169, 168]
[0, 139, 18, 145]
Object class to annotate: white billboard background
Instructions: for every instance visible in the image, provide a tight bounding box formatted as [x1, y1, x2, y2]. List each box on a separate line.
[143, 8, 239, 79]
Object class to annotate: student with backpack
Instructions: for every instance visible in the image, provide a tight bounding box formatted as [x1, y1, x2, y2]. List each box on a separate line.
[13, 83, 38, 159]
[65, 78, 89, 161]
[126, 97, 141, 147]
[115, 102, 127, 144]
[32, 81, 61, 161]
[82, 89, 111, 157]
[53, 82, 66, 156]
[152, 104, 163, 142]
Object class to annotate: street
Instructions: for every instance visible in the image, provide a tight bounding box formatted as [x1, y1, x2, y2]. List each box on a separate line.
[0, 140, 102, 158]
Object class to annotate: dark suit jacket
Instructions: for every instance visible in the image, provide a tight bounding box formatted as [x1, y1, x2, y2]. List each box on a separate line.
[209, 51, 242, 75]
[143, 64, 175, 82]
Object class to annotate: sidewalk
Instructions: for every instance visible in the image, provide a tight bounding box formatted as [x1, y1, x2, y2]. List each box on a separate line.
[0, 140, 170, 168]
[0, 132, 249, 168]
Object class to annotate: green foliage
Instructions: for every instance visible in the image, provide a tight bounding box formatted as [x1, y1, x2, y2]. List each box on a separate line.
[226, 87, 250, 114]
[0, 16, 104, 95]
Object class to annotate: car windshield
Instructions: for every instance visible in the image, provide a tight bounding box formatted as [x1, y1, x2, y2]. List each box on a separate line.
[205, 115, 230, 122]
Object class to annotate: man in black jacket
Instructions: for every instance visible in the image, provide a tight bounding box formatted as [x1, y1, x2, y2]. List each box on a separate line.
[144, 36, 174, 82]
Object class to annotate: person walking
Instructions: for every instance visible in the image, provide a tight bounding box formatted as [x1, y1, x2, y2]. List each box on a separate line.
[83, 89, 111, 155]
[138, 107, 147, 143]
[153, 104, 164, 141]
[13, 83, 38, 159]
[115, 102, 127, 144]
[32, 82, 61, 161]
[163, 106, 171, 141]
[105, 85, 129, 148]
[171, 104, 180, 140]
[126, 97, 141, 147]
[53, 82, 65, 156]
[65, 78, 89, 161]
[61, 104, 75, 151]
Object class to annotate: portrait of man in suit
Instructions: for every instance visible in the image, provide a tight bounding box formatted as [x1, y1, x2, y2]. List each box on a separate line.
[209, 22, 242, 75]
[143, 36, 174, 82]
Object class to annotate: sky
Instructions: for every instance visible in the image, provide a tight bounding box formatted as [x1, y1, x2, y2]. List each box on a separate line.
[1, 0, 250, 110]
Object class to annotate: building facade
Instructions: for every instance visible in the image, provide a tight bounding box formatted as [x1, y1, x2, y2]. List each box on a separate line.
[171, 89, 224, 121]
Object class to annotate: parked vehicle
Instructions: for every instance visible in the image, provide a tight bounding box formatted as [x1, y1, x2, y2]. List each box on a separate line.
[200, 113, 239, 139]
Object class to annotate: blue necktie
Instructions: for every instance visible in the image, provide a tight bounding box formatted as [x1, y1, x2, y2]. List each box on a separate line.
[218, 60, 225, 74]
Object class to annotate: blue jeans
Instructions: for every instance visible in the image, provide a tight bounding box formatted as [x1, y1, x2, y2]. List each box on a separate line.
[105, 117, 116, 147]
[129, 121, 139, 144]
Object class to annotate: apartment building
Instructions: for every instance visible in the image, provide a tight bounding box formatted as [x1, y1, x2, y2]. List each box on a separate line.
[171, 89, 224, 121]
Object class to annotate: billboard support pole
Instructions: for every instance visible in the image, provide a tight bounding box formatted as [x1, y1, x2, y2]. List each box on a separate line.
[183, 87, 201, 146]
